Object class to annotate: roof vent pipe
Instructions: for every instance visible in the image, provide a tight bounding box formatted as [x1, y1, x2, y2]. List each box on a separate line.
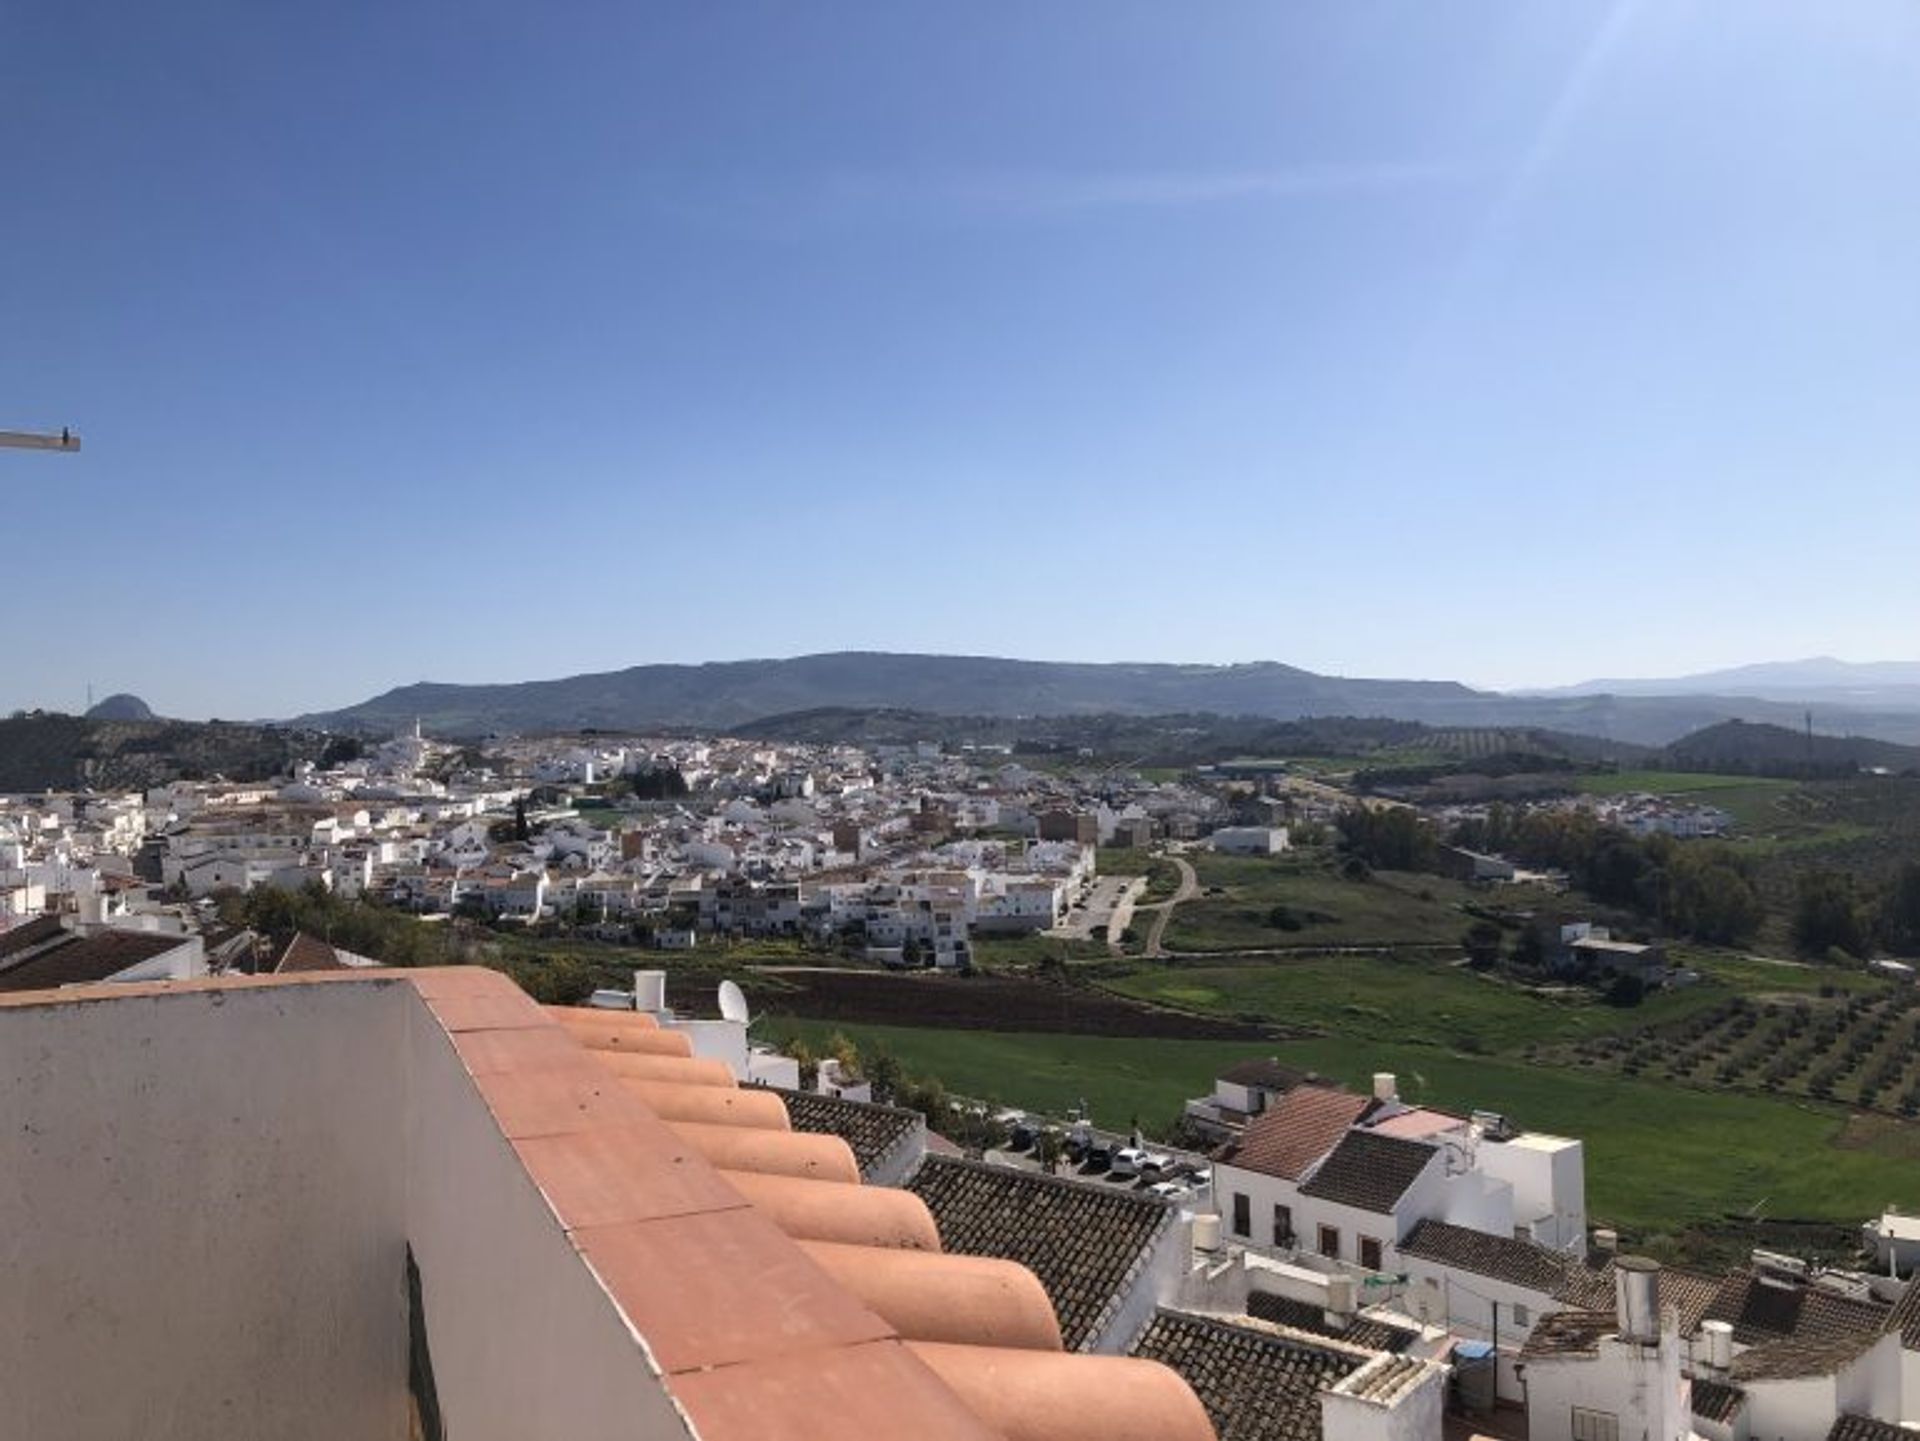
[1614, 1256, 1662, 1345]
[1702, 1320, 1734, 1372]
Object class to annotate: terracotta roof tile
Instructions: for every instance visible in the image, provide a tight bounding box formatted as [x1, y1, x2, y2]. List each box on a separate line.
[1703, 1271, 1890, 1348]
[1828, 1414, 1910, 1441]
[273, 932, 347, 973]
[1132, 1308, 1361, 1441]
[0, 929, 185, 993]
[1520, 1309, 1616, 1359]
[1890, 1276, 1920, 1349]
[1692, 1379, 1745, 1424]
[669, 1339, 1001, 1441]
[774, 1087, 923, 1179]
[1223, 1084, 1372, 1181]
[573, 1205, 895, 1373]
[1299, 1131, 1435, 1215]
[1245, 1291, 1418, 1353]
[1400, 1220, 1567, 1293]
[909, 1155, 1174, 1351]
[1730, 1329, 1885, 1381]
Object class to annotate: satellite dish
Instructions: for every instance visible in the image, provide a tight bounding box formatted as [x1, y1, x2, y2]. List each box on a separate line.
[717, 979, 751, 1027]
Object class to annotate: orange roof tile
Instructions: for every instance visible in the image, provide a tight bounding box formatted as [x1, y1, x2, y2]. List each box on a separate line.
[1224, 1083, 1373, 1180]
[1, 967, 1221, 1441]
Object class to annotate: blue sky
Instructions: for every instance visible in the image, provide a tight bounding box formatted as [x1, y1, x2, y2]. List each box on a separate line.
[5, 2, 1918, 719]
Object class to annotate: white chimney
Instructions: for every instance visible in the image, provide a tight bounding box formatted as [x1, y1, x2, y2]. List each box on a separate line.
[1326, 1274, 1357, 1318]
[1615, 1256, 1662, 1344]
[1372, 1072, 1398, 1103]
[1593, 1228, 1619, 1253]
[1702, 1320, 1734, 1372]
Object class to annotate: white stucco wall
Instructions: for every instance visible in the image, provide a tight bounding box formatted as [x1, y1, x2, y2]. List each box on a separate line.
[1743, 1373, 1836, 1441]
[1524, 1334, 1688, 1441]
[1322, 1365, 1445, 1441]
[0, 982, 412, 1441]
[0, 979, 700, 1441]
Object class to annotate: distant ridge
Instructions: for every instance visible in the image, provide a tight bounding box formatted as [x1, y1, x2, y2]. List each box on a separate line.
[1531, 656, 1920, 709]
[1663, 719, 1920, 775]
[294, 650, 1920, 747]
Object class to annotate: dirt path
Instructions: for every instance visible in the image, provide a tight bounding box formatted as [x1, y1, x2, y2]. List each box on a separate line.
[1145, 855, 1199, 958]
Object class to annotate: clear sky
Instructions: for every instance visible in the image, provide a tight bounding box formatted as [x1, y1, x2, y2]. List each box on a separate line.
[5, 2, 1919, 719]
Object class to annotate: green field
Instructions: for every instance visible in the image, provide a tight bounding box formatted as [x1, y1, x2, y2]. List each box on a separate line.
[1108, 954, 1725, 1053]
[757, 1019, 1920, 1232]
[1162, 852, 1488, 952]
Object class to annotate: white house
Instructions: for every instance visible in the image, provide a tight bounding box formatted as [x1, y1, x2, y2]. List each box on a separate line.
[1521, 1261, 1690, 1441]
[1210, 826, 1291, 856]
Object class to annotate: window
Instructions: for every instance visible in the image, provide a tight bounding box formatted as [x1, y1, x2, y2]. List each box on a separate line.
[1511, 1302, 1531, 1327]
[1359, 1235, 1383, 1271]
[1232, 1192, 1250, 1238]
[1571, 1408, 1619, 1441]
[1318, 1224, 1340, 1259]
[1272, 1204, 1294, 1247]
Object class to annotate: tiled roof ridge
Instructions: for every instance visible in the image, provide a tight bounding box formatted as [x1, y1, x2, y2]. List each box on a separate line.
[1147, 1306, 1367, 1362]
[1080, 1202, 1177, 1354]
[3, 970, 1220, 1441]
[914, 1152, 1176, 1214]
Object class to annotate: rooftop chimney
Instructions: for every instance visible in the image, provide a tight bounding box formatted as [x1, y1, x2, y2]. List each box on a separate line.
[1372, 1072, 1398, 1104]
[1614, 1256, 1662, 1344]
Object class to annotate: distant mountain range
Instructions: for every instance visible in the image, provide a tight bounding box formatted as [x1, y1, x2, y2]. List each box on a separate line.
[1529, 657, 1920, 710]
[294, 651, 1920, 747]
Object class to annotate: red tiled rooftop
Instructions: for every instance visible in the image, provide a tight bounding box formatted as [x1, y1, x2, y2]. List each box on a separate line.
[1222, 1082, 1373, 1180]
[1, 966, 1219, 1441]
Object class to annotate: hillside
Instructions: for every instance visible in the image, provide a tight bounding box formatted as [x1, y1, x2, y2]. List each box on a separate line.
[1662, 719, 1920, 776]
[0, 713, 329, 793]
[729, 707, 1650, 768]
[1537, 657, 1920, 710]
[84, 692, 156, 721]
[295, 651, 1920, 746]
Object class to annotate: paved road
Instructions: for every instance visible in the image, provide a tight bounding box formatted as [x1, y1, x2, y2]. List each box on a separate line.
[1144, 855, 1199, 958]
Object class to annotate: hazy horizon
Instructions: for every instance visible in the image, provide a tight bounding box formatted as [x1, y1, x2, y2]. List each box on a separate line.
[21, 647, 1920, 726]
[6, 3, 1919, 717]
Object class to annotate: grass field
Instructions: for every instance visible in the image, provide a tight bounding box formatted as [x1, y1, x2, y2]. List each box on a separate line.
[756, 1019, 1920, 1231]
[969, 933, 1110, 970]
[1108, 954, 1726, 1053]
[1098, 849, 1181, 904]
[1162, 852, 1486, 952]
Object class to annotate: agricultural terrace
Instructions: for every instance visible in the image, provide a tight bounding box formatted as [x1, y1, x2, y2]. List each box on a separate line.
[1561, 985, 1920, 1116]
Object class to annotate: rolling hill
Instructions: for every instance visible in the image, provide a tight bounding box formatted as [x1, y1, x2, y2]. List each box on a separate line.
[295, 651, 1920, 746]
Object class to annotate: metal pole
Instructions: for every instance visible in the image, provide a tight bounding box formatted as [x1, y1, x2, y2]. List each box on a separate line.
[0, 428, 81, 452]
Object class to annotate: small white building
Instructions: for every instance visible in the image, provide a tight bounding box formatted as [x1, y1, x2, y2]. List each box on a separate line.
[1521, 1261, 1690, 1441]
[1209, 826, 1291, 856]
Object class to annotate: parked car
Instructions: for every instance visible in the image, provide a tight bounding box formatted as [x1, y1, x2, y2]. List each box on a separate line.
[1082, 1145, 1112, 1174]
[1147, 1181, 1189, 1202]
[1110, 1146, 1145, 1180]
[1139, 1152, 1173, 1179]
[1008, 1124, 1035, 1153]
